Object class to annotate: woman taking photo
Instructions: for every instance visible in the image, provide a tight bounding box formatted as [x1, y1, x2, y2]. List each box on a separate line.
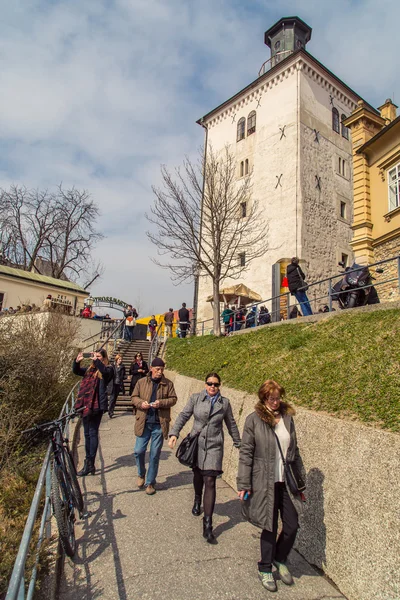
[129, 352, 149, 396]
[168, 372, 241, 544]
[108, 354, 126, 418]
[237, 379, 306, 592]
[73, 349, 113, 476]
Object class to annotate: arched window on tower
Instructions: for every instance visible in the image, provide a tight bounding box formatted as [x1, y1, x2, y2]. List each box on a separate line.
[245, 158, 249, 175]
[332, 107, 340, 134]
[247, 111, 256, 135]
[341, 114, 349, 139]
[237, 117, 245, 142]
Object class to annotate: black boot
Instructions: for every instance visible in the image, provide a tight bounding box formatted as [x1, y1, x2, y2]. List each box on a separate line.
[87, 458, 96, 475]
[203, 516, 217, 544]
[78, 459, 91, 477]
[192, 495, 201, 516]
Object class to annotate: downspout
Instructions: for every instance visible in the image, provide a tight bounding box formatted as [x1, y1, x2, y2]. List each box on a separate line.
[191, 119, 208, 335]
[296, 61, 301, 255]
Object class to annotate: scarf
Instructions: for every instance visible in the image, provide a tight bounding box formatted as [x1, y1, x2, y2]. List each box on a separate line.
[75, 365, 100, 417]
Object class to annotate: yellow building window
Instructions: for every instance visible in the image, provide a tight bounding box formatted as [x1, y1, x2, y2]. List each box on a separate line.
[388, 164, 400, 212]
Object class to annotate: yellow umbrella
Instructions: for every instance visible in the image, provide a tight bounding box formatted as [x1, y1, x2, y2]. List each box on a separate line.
[206, 283, 262, 306]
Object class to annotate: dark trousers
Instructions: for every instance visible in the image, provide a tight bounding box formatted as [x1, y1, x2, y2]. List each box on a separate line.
[180, 323, 188, 338]
[259, 483, 299, 572]
[82, 412, 103, 462]
[109, 384, 123, 414]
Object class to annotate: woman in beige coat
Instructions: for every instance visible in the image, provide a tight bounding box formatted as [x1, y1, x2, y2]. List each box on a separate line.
[237, 379, 306, 593]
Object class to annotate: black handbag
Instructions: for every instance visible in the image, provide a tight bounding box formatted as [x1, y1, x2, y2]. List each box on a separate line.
[271, 427, 306, 495]
[297, 267, 309, 291]
[175, 403, 214, 469]
[175, 432, 200, 468]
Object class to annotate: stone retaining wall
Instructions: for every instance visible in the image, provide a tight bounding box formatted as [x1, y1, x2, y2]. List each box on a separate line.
[166, 371, 400, 600]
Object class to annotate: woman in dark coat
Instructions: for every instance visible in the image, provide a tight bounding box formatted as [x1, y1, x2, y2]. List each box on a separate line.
[73, 349, 113, 476]
[108, 354, 126, 418]
[286, 257, 313, 316]
[129, 352, 149, 396]
[237, 379, 306, 593]
[168, 372, 241, 544]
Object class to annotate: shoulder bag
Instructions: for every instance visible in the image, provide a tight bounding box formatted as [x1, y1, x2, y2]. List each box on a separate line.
[176, 403, 214, 469]
[271, 426, 306, 495]
[296, 267, 309, 291]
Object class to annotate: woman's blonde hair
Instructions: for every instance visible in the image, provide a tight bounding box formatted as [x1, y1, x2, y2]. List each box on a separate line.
[258, 379, 285, 402]
[114, 354, 123, 362]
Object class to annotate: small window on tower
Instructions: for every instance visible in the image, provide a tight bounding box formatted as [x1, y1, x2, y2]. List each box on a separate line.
[332, 107, 340, 133]
[340, 201, 346, 219]
[240, 202, 247, 218]
[247, 111, 256, 136]
[274, 40, 281, 51]
[245, 159, 249, 175]
[341, 253, 348, 267]
[238, 252, 246, 267]
[240, 161, 244, 177]
[341, 114, 349, 139]
[237, 117, 245, 142]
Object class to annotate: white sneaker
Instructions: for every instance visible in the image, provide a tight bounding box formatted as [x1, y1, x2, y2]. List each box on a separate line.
[258, 571, 277, 592]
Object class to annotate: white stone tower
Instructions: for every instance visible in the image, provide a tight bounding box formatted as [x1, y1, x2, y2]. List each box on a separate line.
[195, 16, 380, 324]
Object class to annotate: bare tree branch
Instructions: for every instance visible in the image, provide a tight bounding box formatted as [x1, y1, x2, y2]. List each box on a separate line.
[147, 145, 269, 335]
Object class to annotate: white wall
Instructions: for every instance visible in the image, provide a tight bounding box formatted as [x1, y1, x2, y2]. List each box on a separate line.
[0, 275, 87, 313]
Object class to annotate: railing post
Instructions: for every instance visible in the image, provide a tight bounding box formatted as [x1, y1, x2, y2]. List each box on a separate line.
[202, 322, 205, 336]
[233, 311, 236, 331]
[45, 463, 51, 539]
[328, 278, 333, 312]
[18, 575, 25, 600]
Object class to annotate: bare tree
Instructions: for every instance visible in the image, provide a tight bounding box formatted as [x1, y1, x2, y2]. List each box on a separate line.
[147, 145, 268, 335]
[0, 184, 104, 283]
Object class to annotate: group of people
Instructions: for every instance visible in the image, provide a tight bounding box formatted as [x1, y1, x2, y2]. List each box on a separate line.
[73, 348, 305, 593]
[221, 304, 271, 334]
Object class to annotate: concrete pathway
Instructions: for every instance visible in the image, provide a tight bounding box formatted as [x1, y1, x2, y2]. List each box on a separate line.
[59, 413, 345, 600]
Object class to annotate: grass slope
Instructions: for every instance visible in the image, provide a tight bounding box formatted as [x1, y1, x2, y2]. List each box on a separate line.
[166, 309, 400, 432]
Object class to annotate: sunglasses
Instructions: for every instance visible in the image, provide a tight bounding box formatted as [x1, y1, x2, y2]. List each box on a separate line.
[206, 381, 220, 387]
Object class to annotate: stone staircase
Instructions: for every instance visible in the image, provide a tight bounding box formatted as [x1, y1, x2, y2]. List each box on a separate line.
[111, 339, 151, 412]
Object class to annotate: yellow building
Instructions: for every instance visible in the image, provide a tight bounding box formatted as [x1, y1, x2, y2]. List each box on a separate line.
[344, 99, 400, 299]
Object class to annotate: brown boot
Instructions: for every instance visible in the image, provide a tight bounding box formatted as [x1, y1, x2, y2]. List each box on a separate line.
[137, 475, 145, 489]
[145, 484, 156, 495]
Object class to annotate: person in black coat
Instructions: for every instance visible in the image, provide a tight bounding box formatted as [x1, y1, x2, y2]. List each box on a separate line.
[286, 257, 313, 317]
[178, 302, 190, 338]
[129, 352, 149, 396]
[73, 349, 113, 475]
[108, 354, 126, 418]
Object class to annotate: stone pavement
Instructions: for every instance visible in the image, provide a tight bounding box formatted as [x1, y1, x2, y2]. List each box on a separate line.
[58, 413, 345, 600]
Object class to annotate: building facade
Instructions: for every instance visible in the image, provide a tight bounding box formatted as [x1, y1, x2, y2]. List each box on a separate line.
[196, 17, 379, 324]
[344, 100, 400, 300]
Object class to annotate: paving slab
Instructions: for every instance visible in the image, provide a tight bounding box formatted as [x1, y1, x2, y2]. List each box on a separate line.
[58, 413, 345, 600]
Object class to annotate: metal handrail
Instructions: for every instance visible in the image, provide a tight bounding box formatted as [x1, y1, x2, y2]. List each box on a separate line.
[80, 318, 122, 345]
[148, 323, 163, 365]
[6, 381, 80, 600]
[258, 50, 294, 77]
[196, 255, 400, 335]
[81, 319, 123, 354]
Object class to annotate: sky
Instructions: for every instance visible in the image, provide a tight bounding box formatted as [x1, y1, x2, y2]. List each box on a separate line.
[1, 0, 399, 316]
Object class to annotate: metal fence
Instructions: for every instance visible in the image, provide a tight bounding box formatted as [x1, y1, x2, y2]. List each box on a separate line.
[5, 382, 80, 600]
[195, 255, 400, 336]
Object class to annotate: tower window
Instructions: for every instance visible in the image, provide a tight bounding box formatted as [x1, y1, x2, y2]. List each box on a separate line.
[388, 163, 400, 211]
[247, 111, 256, 135]
[245, 159, 249, 175]
[341, 253, 349, 267]
[341, 114, 349, 139]
[332, 107, 340, 133]
[238, 252, 246, 267]
[240, 202, 247, 218]
[237, 117, 245, 142]
[240, 161, 244, 177]
[338, 157, 346, 177]
[340, 201, 346, 219]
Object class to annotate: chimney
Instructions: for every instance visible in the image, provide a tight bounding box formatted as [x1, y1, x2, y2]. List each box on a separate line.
[378, 99, 397, 124]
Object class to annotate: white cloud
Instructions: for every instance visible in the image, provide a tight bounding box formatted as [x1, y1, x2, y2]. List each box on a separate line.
[0, 0, 398, 314]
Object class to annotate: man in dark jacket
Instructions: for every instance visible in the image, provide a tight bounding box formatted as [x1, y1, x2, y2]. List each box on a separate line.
[178, 302, 190, 338]
[132, 358, 177, 495]
[286, 257, 313, 317]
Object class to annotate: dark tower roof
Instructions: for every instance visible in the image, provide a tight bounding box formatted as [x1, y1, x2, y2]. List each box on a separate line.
[264, 16, 312, 47]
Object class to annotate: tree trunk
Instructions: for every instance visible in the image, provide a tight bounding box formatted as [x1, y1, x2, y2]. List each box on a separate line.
[212, 279, 221, 336]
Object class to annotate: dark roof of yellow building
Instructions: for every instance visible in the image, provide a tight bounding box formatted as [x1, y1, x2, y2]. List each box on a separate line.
[357, 115, 400, 154]
[0, 264, 87, 294]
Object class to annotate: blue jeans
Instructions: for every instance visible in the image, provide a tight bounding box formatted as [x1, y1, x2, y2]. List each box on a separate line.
[134, 422, 164, 486]
[125, 326, 134, 341]
[294, 290, 313, 316]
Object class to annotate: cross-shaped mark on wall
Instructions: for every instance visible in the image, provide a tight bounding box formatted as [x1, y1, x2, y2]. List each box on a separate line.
[315, 175, 322, 190]
[279, 126, 286, 140]
[313, 129, 320, 143]
[231, 113, 236, 123]
[329, 94, 335, 106]
[256, 95, 262, 109]
[275, 174, 283, 189]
